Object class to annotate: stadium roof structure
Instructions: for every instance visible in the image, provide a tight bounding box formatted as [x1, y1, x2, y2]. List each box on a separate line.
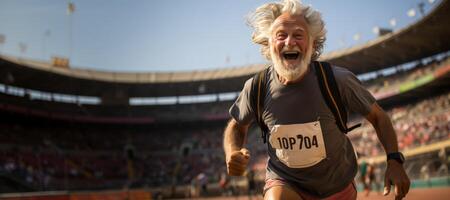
[320, 0, 450, 74]
[0, 0, 449, 97]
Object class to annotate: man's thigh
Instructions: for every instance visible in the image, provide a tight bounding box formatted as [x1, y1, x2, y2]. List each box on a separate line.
[323, 181, 357, 200]
[264, 185, 304, 200]
[263, 178, 357, 200]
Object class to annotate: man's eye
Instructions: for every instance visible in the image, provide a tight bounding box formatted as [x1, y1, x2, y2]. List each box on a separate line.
[294, 34, 303, 39]
[276, 34, 287, 39]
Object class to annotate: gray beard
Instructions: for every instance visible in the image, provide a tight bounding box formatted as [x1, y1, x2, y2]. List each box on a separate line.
[271, 44, 313, 82]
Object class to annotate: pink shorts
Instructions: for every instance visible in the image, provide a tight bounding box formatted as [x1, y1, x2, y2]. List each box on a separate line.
[263, 178, 357, 200]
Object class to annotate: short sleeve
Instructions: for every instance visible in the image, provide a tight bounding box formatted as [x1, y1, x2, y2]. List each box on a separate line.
[334, 67, 376, 116]
[229, 78, 255, 125]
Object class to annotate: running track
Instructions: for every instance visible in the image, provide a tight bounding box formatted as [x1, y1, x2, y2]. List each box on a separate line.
[185, 187, 450, 200]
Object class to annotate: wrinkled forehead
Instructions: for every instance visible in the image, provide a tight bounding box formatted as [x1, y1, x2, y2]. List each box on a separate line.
[271, 13, 308, 33]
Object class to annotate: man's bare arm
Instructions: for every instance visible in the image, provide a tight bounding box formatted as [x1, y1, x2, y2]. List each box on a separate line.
[365, 103, 410, 200]
[223, 118, 250, 158]
[223, 118, 250, 176]
[365, 103, 398, 154]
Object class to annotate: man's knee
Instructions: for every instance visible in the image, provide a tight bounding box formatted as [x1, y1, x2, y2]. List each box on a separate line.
[264, 185, 303, 200]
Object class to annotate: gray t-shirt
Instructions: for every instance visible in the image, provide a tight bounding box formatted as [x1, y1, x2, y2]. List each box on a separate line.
[229, 64, 376, 198]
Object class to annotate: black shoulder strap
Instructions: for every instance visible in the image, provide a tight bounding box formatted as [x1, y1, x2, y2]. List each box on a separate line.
[250, 67, 270, 143]
[313, 61, 361, 134]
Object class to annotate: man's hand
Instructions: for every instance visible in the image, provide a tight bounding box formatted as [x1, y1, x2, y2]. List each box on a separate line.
[383, 160, 411, 200]
[226, 148, 250, 176]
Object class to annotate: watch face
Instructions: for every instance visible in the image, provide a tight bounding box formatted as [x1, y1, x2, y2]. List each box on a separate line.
[399, 153, 405, 162]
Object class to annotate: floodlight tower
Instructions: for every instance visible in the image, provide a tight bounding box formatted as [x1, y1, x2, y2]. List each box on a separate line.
[67, 1, 75, 65]
[42, 30, 51, 59]
[0, 34, 5, 53]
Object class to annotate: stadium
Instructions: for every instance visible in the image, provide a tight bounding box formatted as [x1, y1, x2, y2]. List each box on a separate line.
[0, 0, 449, 200]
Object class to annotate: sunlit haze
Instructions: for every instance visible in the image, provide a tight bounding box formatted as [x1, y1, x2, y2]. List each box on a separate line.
[0, 0, 437, 72]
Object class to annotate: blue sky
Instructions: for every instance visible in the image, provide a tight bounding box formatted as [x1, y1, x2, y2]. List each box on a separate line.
[0, 0, 438, 72]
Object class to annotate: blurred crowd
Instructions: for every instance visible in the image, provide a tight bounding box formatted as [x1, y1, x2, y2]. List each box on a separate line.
[0, 122, 227, 190]
[351, 92, 449, 157]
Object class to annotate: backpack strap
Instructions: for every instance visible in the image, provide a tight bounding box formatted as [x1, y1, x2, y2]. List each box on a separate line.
[313, 61, 361, 134]
[250, 67, 270, 143]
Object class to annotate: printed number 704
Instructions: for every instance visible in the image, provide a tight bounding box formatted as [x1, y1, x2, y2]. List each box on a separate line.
[276, 135, 319, 150]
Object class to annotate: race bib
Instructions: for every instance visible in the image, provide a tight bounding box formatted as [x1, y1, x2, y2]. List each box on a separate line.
[269, 121, 326, 168]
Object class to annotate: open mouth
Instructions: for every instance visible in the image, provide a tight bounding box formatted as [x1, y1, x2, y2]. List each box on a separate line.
[282, 51, 300, 60]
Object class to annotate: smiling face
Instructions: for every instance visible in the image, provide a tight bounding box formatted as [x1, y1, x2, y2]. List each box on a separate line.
[269, 13, 313, 83]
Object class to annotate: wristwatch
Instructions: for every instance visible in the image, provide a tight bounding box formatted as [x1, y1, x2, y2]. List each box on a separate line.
[387, 152, 405, 164]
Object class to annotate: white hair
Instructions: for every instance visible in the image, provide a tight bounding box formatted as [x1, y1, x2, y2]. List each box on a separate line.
[247, 0, 326, 61]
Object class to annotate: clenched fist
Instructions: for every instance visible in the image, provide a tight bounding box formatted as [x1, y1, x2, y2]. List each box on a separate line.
[226, 148, 250, 176]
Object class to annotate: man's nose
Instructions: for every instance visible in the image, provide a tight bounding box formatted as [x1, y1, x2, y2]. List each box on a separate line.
[285, 36, 296, 47]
